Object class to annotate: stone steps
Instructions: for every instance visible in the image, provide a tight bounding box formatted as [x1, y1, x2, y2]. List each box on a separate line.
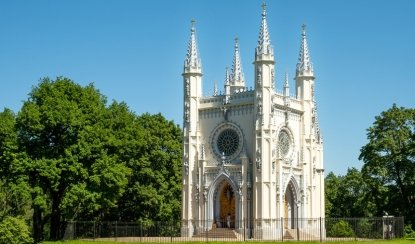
[193, 228, 237, 239]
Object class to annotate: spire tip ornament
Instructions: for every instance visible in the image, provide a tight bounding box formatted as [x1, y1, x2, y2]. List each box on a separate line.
[302, 24, 307, 34]
[261, 2, 267, 17]
[191, 19, 196, 30]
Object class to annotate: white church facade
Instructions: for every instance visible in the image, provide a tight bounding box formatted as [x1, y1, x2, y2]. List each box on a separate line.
[181, 4, 324, 239]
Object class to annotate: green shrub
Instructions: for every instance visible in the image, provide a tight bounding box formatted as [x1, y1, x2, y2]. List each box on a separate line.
[404, 225, 415, 238]
[327, 220, 354, 237]
[0, 216, 33, 244]
[356, 219, 371, 238]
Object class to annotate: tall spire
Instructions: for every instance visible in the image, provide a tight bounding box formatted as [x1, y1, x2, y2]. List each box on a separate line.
[256, 2, 273, 56]
[230, 37, 245, 87]
[184, 20, 201, 72]
[296, 24, 313, 77]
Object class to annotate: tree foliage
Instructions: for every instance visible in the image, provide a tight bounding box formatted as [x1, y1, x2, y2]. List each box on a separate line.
[0, 109, 32, 220]
[0, 216, 33, 244]
[326, 104, 415, 227]
[359, 104, 415, 226]
[325, 168, 372, 217]
[116, 113, 182, 222]
[0, 77, 183, 241]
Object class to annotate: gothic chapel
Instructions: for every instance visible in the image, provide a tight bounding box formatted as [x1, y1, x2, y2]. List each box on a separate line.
[182, 4, 324, 239]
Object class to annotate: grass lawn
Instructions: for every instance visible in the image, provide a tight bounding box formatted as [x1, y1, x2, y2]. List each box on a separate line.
[42, 239, 415, 244]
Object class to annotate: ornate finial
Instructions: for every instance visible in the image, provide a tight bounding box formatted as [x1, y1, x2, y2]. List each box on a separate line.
[213, 81, 218, 96]
[230, 36, 245, 88]
[256, 2, 273, 56]
[302, 24, 307, 34]
[225, 66, 230, 85]
[284, 71, 290, 104]
[191, 19, 195, 30]
[296, 24, 313, 76]
[224, 67, 231, 103]
[184, 19, 201, 71]
[284, 72, 289, 87]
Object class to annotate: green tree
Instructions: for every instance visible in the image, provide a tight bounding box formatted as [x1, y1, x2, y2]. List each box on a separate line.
[339, 168, 372, 217]
[0, 77, 183, 241]
[325, 168, 372, 217]
[359, 104, 415, 226]
[0, 216, 33, 244]
[15, 77, 131, 241]
[116, 113, 182, 222]
[325, 172, 341, 217]
[0, 109, 32, 221]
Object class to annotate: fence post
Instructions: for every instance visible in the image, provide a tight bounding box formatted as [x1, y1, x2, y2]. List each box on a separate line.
[140, 220, 143, 242]
[281, 217, 284, 242]
[205, 220, 208, 242]
[297, 218, 300, 241]
[115, 221, 118, 241]
[319, 217, 322, 243]
[354, 218, 357, 241]
[170, 221, 173, 243]
[93, 221, 96, 240]
[244, 219, 247, 242]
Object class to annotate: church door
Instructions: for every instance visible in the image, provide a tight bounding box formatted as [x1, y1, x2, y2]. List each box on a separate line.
[284, 181, 296, 229]
[215, 181, 236, 228]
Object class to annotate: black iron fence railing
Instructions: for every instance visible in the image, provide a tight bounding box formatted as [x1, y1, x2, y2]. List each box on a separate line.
[63, 217, 404, 242]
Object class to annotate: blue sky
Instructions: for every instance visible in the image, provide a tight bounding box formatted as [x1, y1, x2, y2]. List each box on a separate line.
[0, 1, 414, 176]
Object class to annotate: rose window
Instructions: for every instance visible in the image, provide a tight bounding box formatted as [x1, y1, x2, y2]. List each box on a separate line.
[217, 129, 239, 156]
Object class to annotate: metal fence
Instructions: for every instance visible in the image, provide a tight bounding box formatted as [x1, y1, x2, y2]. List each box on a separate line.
[64, 217, 404, 242]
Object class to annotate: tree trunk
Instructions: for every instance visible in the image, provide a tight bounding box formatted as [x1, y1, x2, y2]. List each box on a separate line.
[50, 191, 62, 240]
[33, 204, 43, 243]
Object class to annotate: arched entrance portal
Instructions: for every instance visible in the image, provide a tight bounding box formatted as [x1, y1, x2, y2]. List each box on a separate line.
[214, 180, 236, 228]
[284, 180, 297, 229]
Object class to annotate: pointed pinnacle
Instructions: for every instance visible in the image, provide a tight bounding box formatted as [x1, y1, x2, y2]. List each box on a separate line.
[256, 2, 273, 56]
[184, 19, 201, 71]
[296, 24, 313, 76]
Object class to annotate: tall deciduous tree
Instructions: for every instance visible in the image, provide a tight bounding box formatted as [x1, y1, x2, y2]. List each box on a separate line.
[16, 77, 131, 241]
[116, 113, 182, 222]
[0, 77, 184, 241]
[325, 168, 373, 217]
[0, 109, 32, 221]
[359, 104, 415, 226]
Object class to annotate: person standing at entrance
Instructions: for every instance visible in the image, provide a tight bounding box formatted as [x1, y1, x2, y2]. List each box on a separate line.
[227, 213, 231, 229]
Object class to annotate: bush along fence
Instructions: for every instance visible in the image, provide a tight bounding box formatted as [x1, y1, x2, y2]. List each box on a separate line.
[63, 217, 404, 242]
